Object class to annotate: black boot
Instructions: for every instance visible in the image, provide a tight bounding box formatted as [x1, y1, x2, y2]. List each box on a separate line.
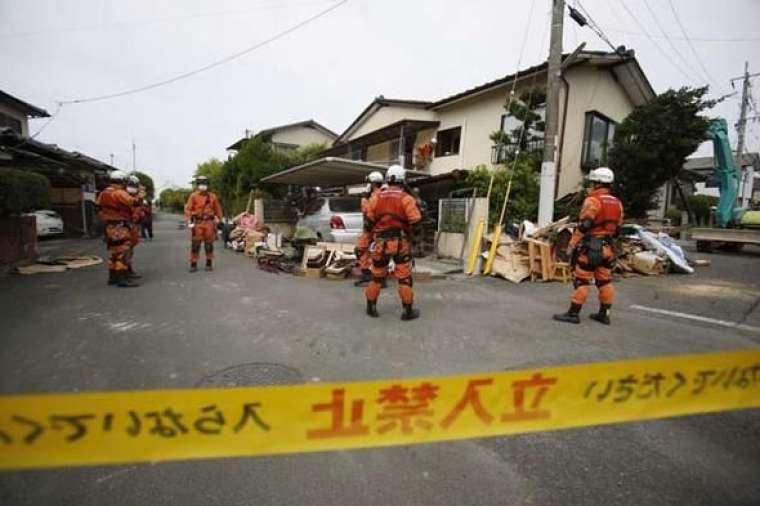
[401, 303, 420, 321]
[116, 272, 140, 288]
[366, 300, 379, 318]
[127, 267, 142, 279]
[589, 304, 612, 325]
[354, 270, 371, 287]
[205, 260, 213, 272]
[107, 270, 118, 285]
[553, 303, 582, 324]
[189, 262, 198, 273]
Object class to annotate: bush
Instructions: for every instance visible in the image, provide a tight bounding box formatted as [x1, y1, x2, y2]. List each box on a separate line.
[679, 194, 718, 225]
[158, 188, 192, 214]
[0, 168, 50, 215]
[664, 207, 682, 226]
[466, 158, 540, 225]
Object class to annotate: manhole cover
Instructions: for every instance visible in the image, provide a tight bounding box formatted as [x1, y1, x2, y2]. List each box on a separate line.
[197, 363, 304, 388]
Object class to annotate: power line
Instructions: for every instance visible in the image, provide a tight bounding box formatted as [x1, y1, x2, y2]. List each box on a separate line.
[641, 0, 707, 85]
[58, 0, 350, 105]
[614, 0, 703, 85]
[606, 28, 760, 44]
[667, 0, 727, 95]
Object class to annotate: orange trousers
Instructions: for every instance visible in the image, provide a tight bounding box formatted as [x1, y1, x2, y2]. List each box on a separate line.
[355, 231, 372, 271]
[190, 220, 216, 262]
[365, 236, 414, 305]
[571, 243, 615, 306]
[105, 223, 131, 272]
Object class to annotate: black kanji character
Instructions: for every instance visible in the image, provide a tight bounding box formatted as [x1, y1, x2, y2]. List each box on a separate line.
[145, 409, 189, 438]
[736, 367, 752, 389]
[103, 413, 114, 432]
[194, 405, 226, 435]
[692, 370, 716, 395]
[638, 372, 666, 399]
[126, 411, 141, 437]
[234, 403, 270, 433]
[584, 381, 597, 399]
[50, 415, 96, 442]
[596, 380, 614, 402]
[12, 415, 44, 445]
[710, 370, 727, 387]
[667, 372, 687, 397]
[613, 375, 638, 403]
[0, 429, 11, 445]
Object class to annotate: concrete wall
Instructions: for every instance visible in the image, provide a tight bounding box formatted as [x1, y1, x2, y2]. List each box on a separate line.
[558, 65, 637, 197]
[0, 103, 29, 137]
[271, 126, 335, 148]
[348, 105, 436, 140]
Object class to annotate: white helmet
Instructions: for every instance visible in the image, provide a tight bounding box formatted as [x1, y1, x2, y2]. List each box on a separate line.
[109, 170, 128, 183]
[367, 171, 383, 184]
[589, 167, 614, 184]
[385, 165, 406, 184]
[126, 175, 140, 186]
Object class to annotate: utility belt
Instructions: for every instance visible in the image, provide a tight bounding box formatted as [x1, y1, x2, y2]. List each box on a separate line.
[573, 234, 615, 270]
[191, 215, 216, 223]
[375, 228, 410, 240]
[106, 220, 132, 228]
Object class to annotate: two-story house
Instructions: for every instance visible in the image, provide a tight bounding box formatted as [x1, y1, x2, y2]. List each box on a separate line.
[227, 119, 338, 154]
[317, 50, 654, 199]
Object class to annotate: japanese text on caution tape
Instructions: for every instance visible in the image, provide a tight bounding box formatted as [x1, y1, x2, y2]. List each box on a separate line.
[1, 349, 759, 470]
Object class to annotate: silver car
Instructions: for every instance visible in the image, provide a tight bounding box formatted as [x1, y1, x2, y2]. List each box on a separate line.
[296, 196, 363, 243]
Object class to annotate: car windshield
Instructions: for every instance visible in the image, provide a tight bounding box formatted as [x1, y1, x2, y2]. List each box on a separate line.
[328, 197, 361, 213]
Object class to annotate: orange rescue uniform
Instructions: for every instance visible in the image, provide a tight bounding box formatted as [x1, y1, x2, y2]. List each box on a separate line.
[184, 190, 223, 263]
[569, 187, 624, 307]
[356, 186, 382, 271]
[364, 186, 422, 305]
[96, 185, 136, 272]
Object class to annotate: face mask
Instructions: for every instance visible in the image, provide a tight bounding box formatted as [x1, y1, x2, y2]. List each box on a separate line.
[198, 185, 208, 192]
[127, 187, 138, 194]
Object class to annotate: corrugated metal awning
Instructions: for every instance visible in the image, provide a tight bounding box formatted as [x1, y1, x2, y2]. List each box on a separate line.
[260, 157, 428, 186]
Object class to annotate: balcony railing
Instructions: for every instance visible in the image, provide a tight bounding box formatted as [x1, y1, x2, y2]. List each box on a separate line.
[491, 138, 545, 164]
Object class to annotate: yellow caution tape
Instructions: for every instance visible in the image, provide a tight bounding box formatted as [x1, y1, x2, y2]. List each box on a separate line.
[1, 349, 759, 470]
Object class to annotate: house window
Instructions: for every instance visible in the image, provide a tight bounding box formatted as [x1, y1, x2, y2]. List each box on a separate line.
[435, 127, 461, 157]
[0, 112, 23, 135]
[581, 111, 616, 170]
[349, 144, 365, 161]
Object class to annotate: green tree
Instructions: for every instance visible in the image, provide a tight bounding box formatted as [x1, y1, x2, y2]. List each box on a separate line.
[466, 159, 540, 224]
[609, 86, 715, 218]
[0, 168, 50, 215]
[158, 188, 192, 214]
[132, 171, 155, 200]
[490, 86, 547, 162]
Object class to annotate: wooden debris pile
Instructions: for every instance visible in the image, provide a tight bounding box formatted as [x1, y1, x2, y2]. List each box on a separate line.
[486, 217, 574, 284]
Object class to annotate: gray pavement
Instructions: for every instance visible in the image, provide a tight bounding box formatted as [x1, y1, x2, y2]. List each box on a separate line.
[1, 214, 759, 505]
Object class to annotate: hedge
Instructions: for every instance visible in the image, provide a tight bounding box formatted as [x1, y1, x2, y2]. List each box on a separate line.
[0, 168, 51, 215]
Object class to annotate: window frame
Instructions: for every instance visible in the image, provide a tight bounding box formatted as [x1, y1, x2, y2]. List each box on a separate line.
[435, 126, 462, 157]
[581, 110, 617, 171]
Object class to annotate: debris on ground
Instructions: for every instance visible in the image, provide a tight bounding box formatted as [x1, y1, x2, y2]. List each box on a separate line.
[16, 255, 102, 274]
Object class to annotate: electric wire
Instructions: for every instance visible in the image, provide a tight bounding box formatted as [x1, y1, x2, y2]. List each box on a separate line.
[58, 0, 350, 105]
[666, 0, 727, 95]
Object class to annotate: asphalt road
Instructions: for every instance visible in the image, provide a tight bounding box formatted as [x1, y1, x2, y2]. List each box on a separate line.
[1, 214, 759, 505]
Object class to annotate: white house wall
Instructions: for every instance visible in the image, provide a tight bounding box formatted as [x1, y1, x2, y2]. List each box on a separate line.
[0, 103, 29, 136]
[348, 105, 436, 141]
[271, 126, 335, 148]
[559, 65, 637, 196]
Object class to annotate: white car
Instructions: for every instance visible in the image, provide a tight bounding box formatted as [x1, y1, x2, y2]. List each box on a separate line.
[28, 209, 64, 237]
[296, 196, 363, 243]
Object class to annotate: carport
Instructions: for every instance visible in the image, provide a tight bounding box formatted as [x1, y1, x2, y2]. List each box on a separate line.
[260, 157, 427, 187]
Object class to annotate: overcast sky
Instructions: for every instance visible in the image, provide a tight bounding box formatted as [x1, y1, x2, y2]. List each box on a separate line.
[2, 0, 759, 191]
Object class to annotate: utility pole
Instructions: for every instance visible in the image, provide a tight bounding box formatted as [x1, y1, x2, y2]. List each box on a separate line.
[109, 153, 114, 166]
[734, 62, 750, 208]
[538, 0, 564, 226]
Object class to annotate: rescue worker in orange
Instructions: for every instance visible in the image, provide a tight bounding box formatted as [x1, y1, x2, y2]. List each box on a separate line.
[364, 165, 422, 321]
[354, 171, 385, 287]
[96, 170, 139, 287]
[554, 167, 624, 325]
[125, 176, 144, 280]
[184, 175, 223, 272]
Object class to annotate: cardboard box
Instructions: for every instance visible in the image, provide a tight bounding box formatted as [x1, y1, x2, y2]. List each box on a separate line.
[303, 267, 324, 279]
